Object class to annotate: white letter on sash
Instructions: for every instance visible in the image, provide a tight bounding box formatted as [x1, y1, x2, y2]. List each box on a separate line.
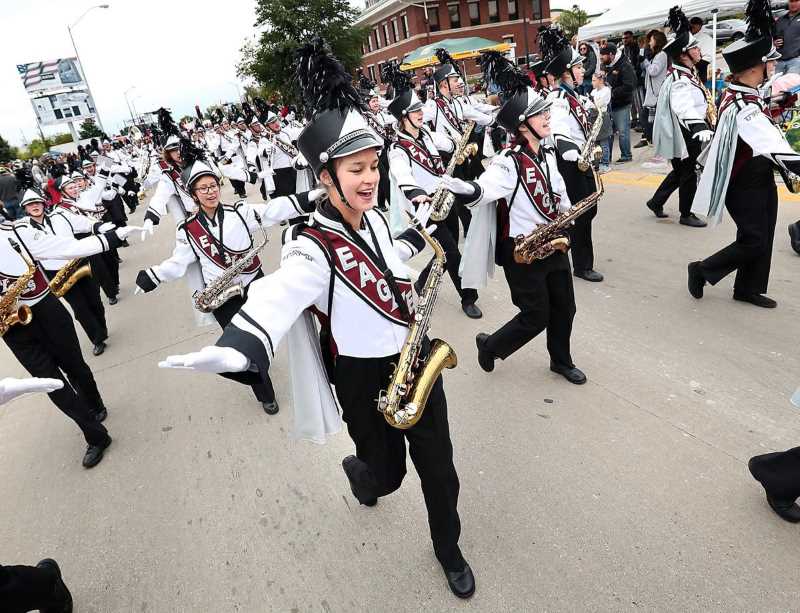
[335, 246, 357, 271]
[358, 261, 377, 288]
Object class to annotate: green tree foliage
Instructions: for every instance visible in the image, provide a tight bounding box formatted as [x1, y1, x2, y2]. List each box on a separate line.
[237, 0, 369, 104]
[0, 134, 17, 163]
[79, 118, 104, 139]
[559, 5, 590, 41]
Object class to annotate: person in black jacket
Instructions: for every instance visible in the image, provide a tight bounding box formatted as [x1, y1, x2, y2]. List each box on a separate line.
[599, 43, 636, 162]
[578, 42, 597, 94]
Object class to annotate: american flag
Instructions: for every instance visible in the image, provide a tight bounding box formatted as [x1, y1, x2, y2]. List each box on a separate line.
[17, 60, 62, 89]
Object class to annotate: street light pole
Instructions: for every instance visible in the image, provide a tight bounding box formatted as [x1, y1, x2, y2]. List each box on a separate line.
[68, 4, 110, 140]
[123, 86, 136, 128]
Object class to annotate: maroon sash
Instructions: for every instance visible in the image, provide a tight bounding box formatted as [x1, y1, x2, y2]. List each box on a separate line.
[182, 215, 261, 272]
[303, 226, 414, 326]
[435, 98, 462, 133]
[159, 160, 188, 194]
[0, 267, 49, 301]
[514, 150, 561, 221]
[564, 92, 590, 138]
[396, 137, 446, 175]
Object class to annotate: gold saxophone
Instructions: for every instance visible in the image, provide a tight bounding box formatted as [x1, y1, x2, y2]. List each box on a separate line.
[430, 120, 478, 222]
[0, 247, 35, 337]
[577, 108, 605, 172]
[49, 259, 92, 298]
[514, 167, 604, 264]
[377, 223, 457, 429]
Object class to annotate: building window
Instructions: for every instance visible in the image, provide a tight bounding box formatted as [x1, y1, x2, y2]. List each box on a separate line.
[401, 13, 410, 38]
[377, 62, 385, 80]
[503, 35, 515, 45]
[367, 35, 373, 52]
[428, 5, 440, 31]
[374, 28, 381, 49]
[392, 18, 400, 41]
[368, 65, 376, 82]
[468, 1, 480, 25]
[383, 22, 392, 45]
[448, 2, 461, 28]
[531, 0, 542, 19]
[488, 0, 499, 23]
[507, 0, 517, 20]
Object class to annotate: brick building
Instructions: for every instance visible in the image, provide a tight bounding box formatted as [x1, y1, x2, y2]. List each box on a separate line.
[355, 0, 552, 83]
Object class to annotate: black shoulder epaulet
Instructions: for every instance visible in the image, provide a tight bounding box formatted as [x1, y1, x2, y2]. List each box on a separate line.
[230, 199, 246, 210]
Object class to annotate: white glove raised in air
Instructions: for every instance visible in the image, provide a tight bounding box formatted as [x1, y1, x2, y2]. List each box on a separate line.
[0, 377, 64, 405]
[158, 346, 250, 373]
[693, 130, 714, 143]
[441, 175, 474, 196]
[562, 149, 580, 162]
[115, 225, 146, 242]
[140, 219, 154, 242]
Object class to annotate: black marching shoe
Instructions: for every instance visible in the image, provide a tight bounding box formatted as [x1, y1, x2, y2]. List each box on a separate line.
[461, 302, 482, 319]
[94, 407, 108, 423]
[748, 456, 800, 522]
[341, 455, 377, 507]
[475, 333, 495, 372]
[108, 295, 119, 305]
[646, 200, 668, 218]
[789, 222, 800, 255]
[550, 362, 587, 385]
[633, 139, 650, 149]
[262, 399, 280, 415]
[574, 269, 603, 282]
[36, 558, 73, 613]
[733, 293, 777, 309]
[687, 261, 705, 299]
[679, 213, 707, 228]
[82, 436, 112, 468]
[92, 341, 106, 356]
[444, 563, 475, 599]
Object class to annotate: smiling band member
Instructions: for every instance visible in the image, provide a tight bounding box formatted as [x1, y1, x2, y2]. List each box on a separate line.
[158, 38, 475, 599]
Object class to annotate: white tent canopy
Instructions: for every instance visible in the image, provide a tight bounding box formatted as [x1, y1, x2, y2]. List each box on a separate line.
[577, 0, 747, 40]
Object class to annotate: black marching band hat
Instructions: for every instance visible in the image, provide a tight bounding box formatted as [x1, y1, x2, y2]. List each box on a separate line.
[663, 6, 700, 59]
[723, 0, 780, 73]
[540, 25, 582, 78]
[294, 37, 382, 177]
[479, 50, 552, 132]
[528, 58, 549, 80]
[383, 61, 424, 121]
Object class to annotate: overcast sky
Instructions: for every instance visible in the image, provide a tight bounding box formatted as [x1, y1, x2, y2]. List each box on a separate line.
[0, 0, 623, 148]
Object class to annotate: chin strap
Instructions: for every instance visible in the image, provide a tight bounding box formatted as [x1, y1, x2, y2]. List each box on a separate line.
[327, 166, 356, 211]
[523, 117, 546, 142]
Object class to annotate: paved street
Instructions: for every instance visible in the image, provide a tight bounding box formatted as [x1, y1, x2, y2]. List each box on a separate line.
[1, 170, 799, 612]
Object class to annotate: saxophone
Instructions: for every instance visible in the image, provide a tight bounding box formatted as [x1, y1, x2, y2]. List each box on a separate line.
[0, 245, 35, 337]
[377, 223, 457, 429]
[577, 108, 605, 172]
[49, 259, 92, 298]
[191, 220, 269, 313]
[514, 167, 604, 264]
[430, 120, 477, 222]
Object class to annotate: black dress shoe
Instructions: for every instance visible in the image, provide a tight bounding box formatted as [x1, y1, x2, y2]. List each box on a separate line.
[94, 407, 108, 422]
[444, 563, 475, 599]
[574, 269, 603, 282]
[108, 296, 118, 305]
[733, 293, 777, 308]
[766, 495, 800, 522]
[550, 362, 587, 384]
[679, 214, 707, 228]
[687, 261, 705, 299]
[646, 200, 668, 218]
[92, 341, 106, 356]
[633, 139, 650, 148]
[262, 399, 280, 415]
[616, 157, 632, 163]
[789, 222, 800, 255]
[461, 302, 482, 319]
[36, 558, 73, 613]
[475, 333, 495, 373]
[82, 436, 112, 468]
[342, 455, 377, 506]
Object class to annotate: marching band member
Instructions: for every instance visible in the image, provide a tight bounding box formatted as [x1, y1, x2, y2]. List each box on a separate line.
[385, 65, 483, 319]
[442, 58, 588, 385]
[688, 0, 795, 308]
[648, 6, 714, 227]
[263, 112, 300, 198]
[364, 84, 395, 211]
[158, 38, 475, 599]
[134, 160, 324, 414]
[542, 34, 604, 282]
[0, 199, 142, 466]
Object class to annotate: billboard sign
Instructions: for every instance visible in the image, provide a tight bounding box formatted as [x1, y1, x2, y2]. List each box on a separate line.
[17, 57, 86, 95]
[30, 89, 97, 127]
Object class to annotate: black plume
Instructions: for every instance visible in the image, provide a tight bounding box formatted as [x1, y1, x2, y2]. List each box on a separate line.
[537, 25, 569, 62]
[15, 167, 38, 193]
[435, 47, 461, 77]
[357, 68, 376, 93]
[745, 0, 775, 41]
[666, 6, 690, 34]
[479, 50, 531, 97]
[242, 101, 255, 124]
[293, 36, 366, 121]
[179, 136, 206, 167]
[253, 96, 270, 122]
[381, 60, 413, 93]
[157, 107, 180, 137]
[195, 105, 204, 121]
[213, 107, 224, 124]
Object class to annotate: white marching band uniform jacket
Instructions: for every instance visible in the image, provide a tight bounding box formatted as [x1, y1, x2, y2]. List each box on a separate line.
[31, 209, 105, 271]
[653, 64, 711, 160]
[422, 94, 493, 140]
[547, 85, 593, 155]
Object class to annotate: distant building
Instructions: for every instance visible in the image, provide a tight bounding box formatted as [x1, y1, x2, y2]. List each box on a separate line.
[355, 0, 552, 82]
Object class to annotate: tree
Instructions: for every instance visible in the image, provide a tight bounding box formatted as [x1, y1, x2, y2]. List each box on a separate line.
[559, 5, 590, 41]
[79, 118, 104, 139]
[0, 134, 17, 163]
[237, 0, 369, 104]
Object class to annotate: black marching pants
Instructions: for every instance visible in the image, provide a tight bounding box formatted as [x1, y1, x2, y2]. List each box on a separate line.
[699, 185, 778, 296]
[45, 271, 108, 345]
[416, 206, 478, 305]
[0, 563, 63, 613]
[557, 156, 598, 273]
[750, 446, 800, 501]
[89, 253, 118, 300]
[2, 295, 109, 445]
[484, 241, 576, 367]
[649, 138, 700, 217]
[229, 178, 247, 198]
[334, 351, 465, 571]
[212, 292, 276, 404]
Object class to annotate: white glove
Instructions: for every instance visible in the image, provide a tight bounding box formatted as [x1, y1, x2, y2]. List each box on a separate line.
[441, 175, 474, 196]
[115, 225, 145, 241]
[98, 222, 115, 233]
[693, 130, 714, 143]
[308, 188, 327, 201]
[110, 164, 128, 173]
[101, 188, 116, 201]
[140, 219, 154, 242]
[0, 377, 64, 405]
[562, 149, 579, 162]
[411, 200, 433, 228]
[158, 346, 250, 373]
[134, 286, 145, 296]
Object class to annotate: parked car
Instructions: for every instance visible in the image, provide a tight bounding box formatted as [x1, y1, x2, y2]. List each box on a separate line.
[702, 19, 747, 42]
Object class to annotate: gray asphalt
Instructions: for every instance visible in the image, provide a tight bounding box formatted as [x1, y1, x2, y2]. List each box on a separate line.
[1, 174, 799, 612]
